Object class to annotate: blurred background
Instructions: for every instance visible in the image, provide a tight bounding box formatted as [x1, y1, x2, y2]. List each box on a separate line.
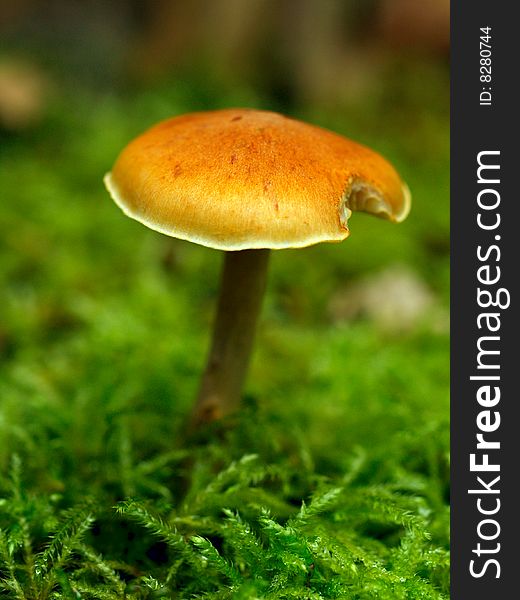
[0, 0, 449, 488]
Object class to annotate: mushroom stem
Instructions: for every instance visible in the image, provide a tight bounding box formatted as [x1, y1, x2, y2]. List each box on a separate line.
[191, 248, 270, 425]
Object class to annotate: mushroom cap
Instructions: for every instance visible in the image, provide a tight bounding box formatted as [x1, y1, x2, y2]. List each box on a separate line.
[104, 108, 411, 251]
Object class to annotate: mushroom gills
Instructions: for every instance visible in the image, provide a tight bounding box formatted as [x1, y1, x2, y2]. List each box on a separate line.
[342, 180, 412, 226]
[341, 181, 394, 227]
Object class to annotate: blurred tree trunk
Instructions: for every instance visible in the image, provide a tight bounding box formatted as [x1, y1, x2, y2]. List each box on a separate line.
[377, 0, 450, 54]
[284, 0, 347, 104]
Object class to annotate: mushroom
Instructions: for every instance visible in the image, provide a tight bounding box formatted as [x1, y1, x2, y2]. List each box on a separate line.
[104, 108, 411, 425]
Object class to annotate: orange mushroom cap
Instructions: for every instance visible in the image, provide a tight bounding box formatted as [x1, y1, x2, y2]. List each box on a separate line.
[104, 108, 411, 251]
